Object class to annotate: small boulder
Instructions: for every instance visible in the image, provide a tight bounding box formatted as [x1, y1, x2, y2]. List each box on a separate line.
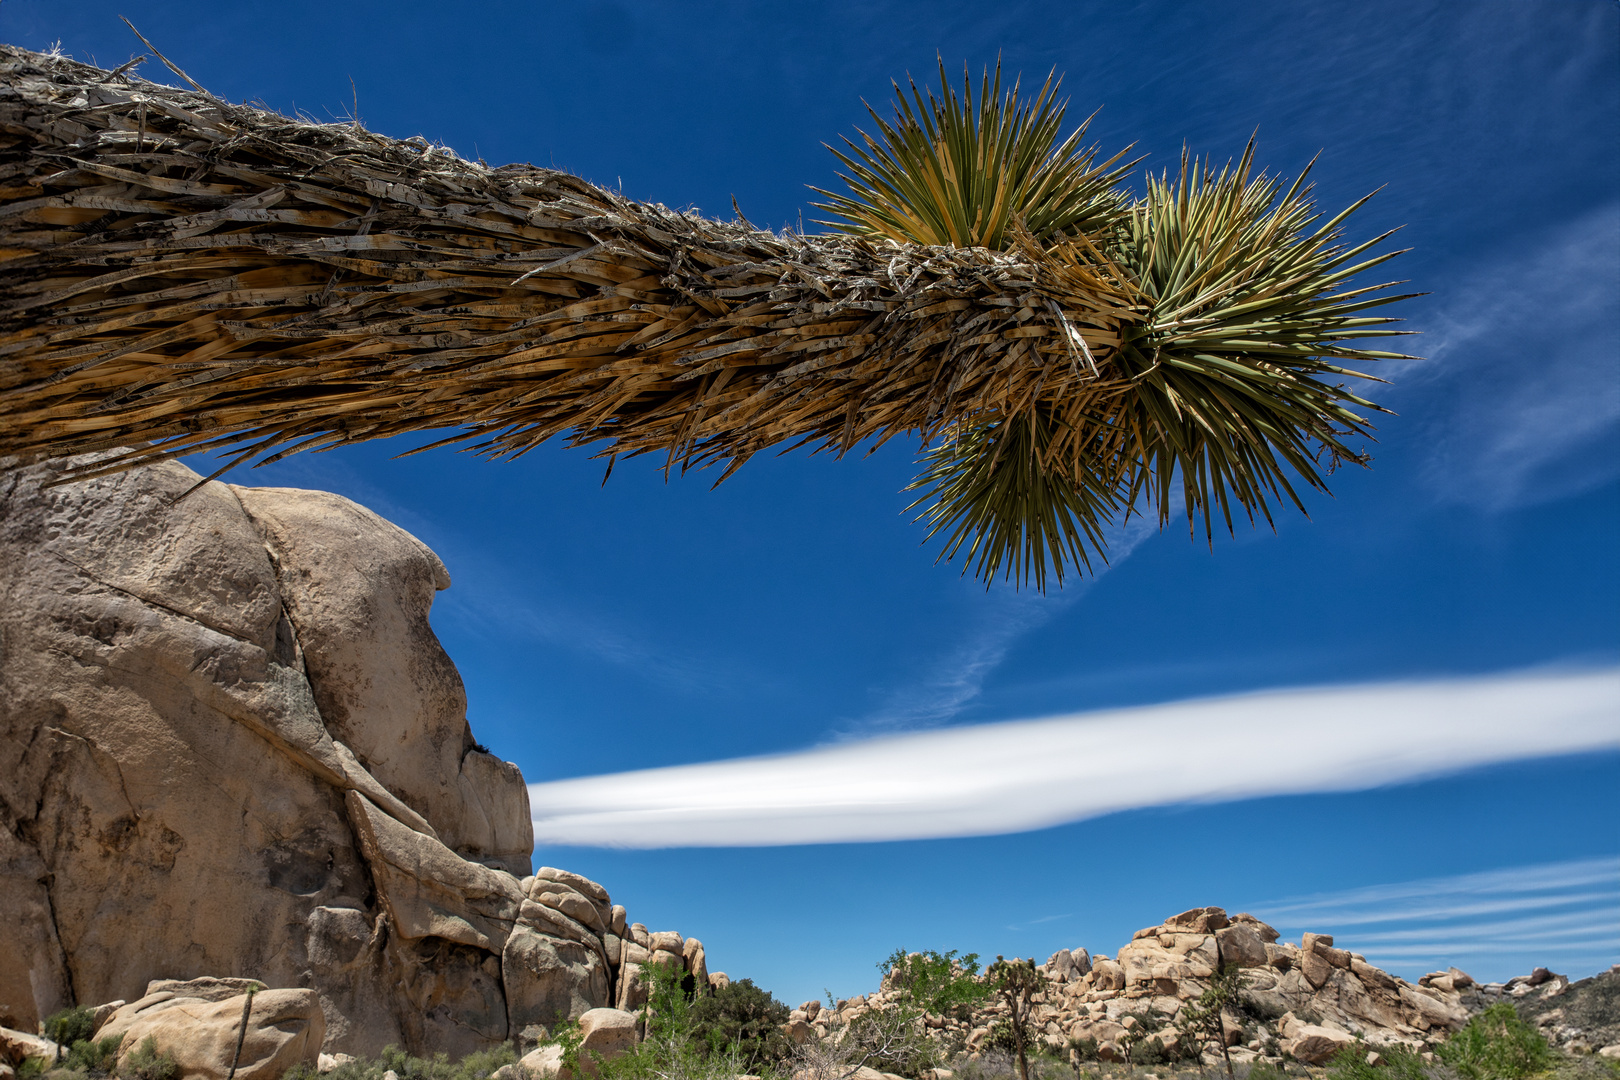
[89, 1001, 125, 1035]
[579, 1008, 638, 1059]
[1283, 1022, 1356, 1065]
[1352, 957, 1398, 990]
[1229, 914, 1280, 943]
[1090, 958, 1125, 991]
[106, 987, 324, 1080]
[1166, 907, 1230, 933]
[516, 1044, 567, 1080]
[0, 1026, 59, 1067]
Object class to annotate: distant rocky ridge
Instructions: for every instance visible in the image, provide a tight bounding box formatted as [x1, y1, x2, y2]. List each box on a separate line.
[0, 459, 710, 1059]
[809, 906, 1611, 1067]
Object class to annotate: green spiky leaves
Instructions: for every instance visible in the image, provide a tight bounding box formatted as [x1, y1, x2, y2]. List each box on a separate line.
[812, 61, 1134, 249]
[1106, 145, 1418, 547]
[850, 68, 1419, 589]
[905, 405, 1126, 593]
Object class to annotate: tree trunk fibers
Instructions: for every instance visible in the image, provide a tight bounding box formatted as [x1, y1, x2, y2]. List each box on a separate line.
[0, 45, 1141, 484]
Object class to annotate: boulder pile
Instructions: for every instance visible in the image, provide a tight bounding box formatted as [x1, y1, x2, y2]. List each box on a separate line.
[0, 459, 712, 1060]
[1502, 965, 1620, 1057]
[813, 907, 1498, 1067]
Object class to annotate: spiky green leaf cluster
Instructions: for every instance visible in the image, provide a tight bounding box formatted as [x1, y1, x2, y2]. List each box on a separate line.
[812, 61, 1134, 249]
[906, 405, 1125, 592]
[837, 67, 1419, 589]
[1107, 145, 1417, 543]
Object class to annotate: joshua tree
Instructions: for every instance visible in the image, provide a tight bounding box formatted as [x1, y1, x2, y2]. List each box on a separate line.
[987, 955, 1049, 1080]
[0, 43, 1413, 588]
[1180, 957, 1247, 1080]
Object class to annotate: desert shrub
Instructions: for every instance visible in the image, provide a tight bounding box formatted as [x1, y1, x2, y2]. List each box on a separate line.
[844, 1005, 941, 1078]
[282, 1042, 518, 1080]
[1437, 1004, 1553, 1080]
[1133, 1036, 1167, 1066]
[951, 1049, 1068, 1080]
[1243, 1063, 1291, 1080]
[985, 1018, 1020, 1054]
[588, 963, 749, 1080]
[882, 949, 992, 1021]
[43, 1008, 99, 1050]
[686, 978, 791, 1070]
[1326, 1042, 1428, 1080]
[954, 1050, 1021, 1080]
[441, 1044, 521, 1080]
[64, 1036, 125, 1076]
[1066, 1036, 1099, 1064]
[117, 1038, 176, 1080]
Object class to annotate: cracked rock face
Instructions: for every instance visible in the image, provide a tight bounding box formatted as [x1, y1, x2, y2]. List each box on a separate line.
[0, 458, 582, 1056]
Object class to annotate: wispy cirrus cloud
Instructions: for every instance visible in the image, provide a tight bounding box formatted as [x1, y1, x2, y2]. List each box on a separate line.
[854, 513, 1164, 733]
[1249, 857, 1620, 980]
[1407, 202, 1620, 510]
[529, 666, 1620, 849]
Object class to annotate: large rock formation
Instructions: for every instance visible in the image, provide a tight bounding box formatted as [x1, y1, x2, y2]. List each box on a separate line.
[0, 458, 710, 1057]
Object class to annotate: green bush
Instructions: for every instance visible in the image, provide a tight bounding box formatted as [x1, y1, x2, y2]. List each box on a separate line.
[118, 1038, 177, 1080]
[1326, 1042, 1428, 1080]
[685, 978, 790, 1070]
[43, 1008, 99, 1050]
[1245, 1062, 1291, 1080]
[984, 1018, 1020, 1054]
[1438, 1004, 1554, 1080]
[584, 962, 763, 1080]
[882, 949, 991, 1020]
[67, 1036, 125, 1076]
[281, 1042, 518, 1080]
[1066, 1036, 1099, 1064]
[1132, 1036, 1167, 1066]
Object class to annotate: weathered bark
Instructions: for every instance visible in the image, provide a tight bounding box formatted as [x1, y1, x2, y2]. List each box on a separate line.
[0, 45, 1137, 482]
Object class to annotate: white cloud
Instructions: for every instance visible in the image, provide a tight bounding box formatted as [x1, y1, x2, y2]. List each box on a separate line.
[529, 667, 1620, 848]
[1410, 202, 1620, 509]
[1248, 857, 1620, 978]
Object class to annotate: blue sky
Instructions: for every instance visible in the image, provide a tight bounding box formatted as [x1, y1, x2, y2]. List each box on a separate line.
[8, 0, 1617, 1007]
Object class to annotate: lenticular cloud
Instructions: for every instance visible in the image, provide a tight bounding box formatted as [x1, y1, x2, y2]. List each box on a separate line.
[527, 668, 1620, 848]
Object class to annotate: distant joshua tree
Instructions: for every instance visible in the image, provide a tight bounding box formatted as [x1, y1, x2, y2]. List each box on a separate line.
[0, 42, 1413, 589]
[987, 955, 1049, 1080]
